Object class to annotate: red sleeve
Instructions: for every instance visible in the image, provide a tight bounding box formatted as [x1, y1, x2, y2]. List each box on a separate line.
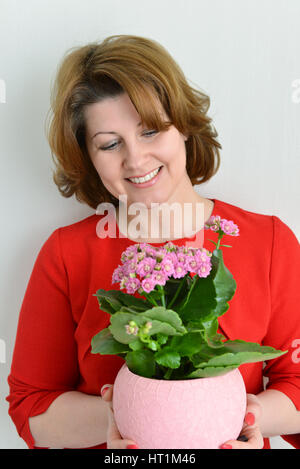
[6, 228, 79, 449]
[262, 216, 300, 448]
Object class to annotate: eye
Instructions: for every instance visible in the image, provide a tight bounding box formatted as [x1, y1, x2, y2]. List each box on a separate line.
[143, 130, 158, 137]
[99, 130, 158, 151]
[99, 141, 119, 151]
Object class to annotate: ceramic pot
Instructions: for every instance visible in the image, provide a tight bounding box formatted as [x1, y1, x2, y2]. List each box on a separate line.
[113, 363, 247, 449]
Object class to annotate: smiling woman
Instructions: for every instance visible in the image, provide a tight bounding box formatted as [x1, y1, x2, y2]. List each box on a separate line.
[6, 34, 300, 450]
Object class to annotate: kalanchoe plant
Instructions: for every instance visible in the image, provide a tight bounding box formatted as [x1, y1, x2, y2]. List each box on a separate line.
[91, 215, 287, 380]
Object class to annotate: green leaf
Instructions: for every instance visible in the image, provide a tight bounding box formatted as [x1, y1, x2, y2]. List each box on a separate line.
[93, 289, 150, 314]
[109, 311, 182, 344]
[169, 332, 205, 357]
[125, 350, 156, 378]
[154, 347, 181, 369]
[191, 344, 226, 367]
[223, 340, 287, 361]
[109, 312, 146, 344]
[94, 294, 121, 314]
[201, 318, 226, 348]
[186, 364, 239, 378]
[212, 250, 236, 317]
[164, 276, 190, 309]
[191, 340, 287, 369]
[91, 328, 130, 355]
[177, 249, 236, 322]
[128, 340, 144, 351]
[145, 319, 180, 337]
[143, 306, 187, 334]
[156, 333, 169, 346]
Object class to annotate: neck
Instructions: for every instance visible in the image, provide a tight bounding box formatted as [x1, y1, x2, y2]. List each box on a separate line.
[115, 189, 214, 244]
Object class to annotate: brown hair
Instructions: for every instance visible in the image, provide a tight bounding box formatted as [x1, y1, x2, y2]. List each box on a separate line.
[46, 34, 221, 209]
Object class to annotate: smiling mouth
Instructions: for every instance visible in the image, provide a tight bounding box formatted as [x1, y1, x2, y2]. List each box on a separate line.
[125, 166, 163, 184]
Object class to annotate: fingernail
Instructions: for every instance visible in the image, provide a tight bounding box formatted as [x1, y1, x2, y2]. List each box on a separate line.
[126, 444, 139, 449]
[220, 444, 232, 449]
[100, 385, 111, 396]
[245, 412, 255, 426]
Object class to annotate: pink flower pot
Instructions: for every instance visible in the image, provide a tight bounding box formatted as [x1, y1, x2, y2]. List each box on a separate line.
[113, 364, 247, 449]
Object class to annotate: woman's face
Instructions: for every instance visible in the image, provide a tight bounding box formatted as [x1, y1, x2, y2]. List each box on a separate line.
[84, 92, 190, 209]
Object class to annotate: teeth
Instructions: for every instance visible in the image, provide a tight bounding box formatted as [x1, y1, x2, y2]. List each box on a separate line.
[129, 167, 160, 184]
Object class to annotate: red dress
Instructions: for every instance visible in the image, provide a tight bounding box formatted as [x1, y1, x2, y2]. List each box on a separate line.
[6, 198, 300, 449]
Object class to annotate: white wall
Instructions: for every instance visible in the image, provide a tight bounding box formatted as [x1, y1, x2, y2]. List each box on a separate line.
[0, 0, 299, 449]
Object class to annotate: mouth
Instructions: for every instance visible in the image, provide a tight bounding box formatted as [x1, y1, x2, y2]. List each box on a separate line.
[125, 165, 163, 185]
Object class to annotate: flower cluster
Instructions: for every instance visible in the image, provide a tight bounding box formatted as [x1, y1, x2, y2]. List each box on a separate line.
[205, 215, 239, 236]
[112, 242, 212, 295]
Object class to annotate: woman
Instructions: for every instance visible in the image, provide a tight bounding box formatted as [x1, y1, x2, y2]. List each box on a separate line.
[6, 34, 300, 449]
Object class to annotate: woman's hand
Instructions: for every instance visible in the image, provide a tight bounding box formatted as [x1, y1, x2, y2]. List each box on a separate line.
[220, 393, 264, 449]
[101, 384, 139, 449]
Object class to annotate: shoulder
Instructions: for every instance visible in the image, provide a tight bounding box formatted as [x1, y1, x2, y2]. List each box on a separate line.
[214, 198, 272, 228]
[214, 198, 297, 239]
[39, 213, 105, 263]
[58, 213, 99, 238]
[214, 198, 299, 253]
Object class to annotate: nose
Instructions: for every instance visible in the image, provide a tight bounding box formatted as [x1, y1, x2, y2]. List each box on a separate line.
[123, 138, 150, 174]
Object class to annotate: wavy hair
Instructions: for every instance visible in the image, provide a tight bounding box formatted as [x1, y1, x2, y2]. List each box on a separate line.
[46, 34, 221, 209]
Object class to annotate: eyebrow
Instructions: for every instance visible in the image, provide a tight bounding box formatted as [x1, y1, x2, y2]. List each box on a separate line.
[91, 121, 142, 140]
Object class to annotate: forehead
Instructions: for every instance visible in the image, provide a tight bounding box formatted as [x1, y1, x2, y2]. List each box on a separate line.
[84, 93, 139, 128]
[84, 92, 168, 135]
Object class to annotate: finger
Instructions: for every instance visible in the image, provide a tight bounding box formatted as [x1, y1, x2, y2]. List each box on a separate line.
[221, 425, 264, 449]
[101, 384, 113, 398]
[101, 384, 113, 407]
[107, 406, 122, 442]
[244, 394, 262, 425]
[106, 406, 138, 449]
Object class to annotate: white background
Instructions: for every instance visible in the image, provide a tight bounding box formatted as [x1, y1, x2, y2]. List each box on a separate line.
[0, 0, 299, 449]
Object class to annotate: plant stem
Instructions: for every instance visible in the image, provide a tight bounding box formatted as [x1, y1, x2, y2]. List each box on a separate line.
[216, 233, 223, 250]
[167, 276, 186, 309]
[180, 274, 198, 310]
[143, 292, 159, 307]
[164, 368, 173, 379]
[157, 285, 166, 307]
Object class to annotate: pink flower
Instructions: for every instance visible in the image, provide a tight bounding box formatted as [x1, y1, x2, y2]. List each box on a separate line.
[184, 255, 199, 273]
[177, 251, 187, 263]
[125, 321, 139, 335]
[145, 245, 159, 257]
[123, 257, 138, 275]
[220, 219, 239, 236]
[125, 276, 140, 294]
[136, 251, 146, 262]
[136, 257, 156, 277]
[121, 245, 138, 263]
[173, 262, 188, 279]
[141, 276, 156, 293]
[183, 248, 212, 275]
[120, 276, 129, 290]
[197, 262, 212, 278]
[205, 215, 221, 232]
[152, 270, 168, 286]
[160, 258, 175, 277]
[205, 215, 239, 237]
[112, 265, 126, 284]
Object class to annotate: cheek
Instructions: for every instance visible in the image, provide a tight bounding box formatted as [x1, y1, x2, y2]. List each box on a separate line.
[93, 157, 116, 181]
[160, 135, 187, 168]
